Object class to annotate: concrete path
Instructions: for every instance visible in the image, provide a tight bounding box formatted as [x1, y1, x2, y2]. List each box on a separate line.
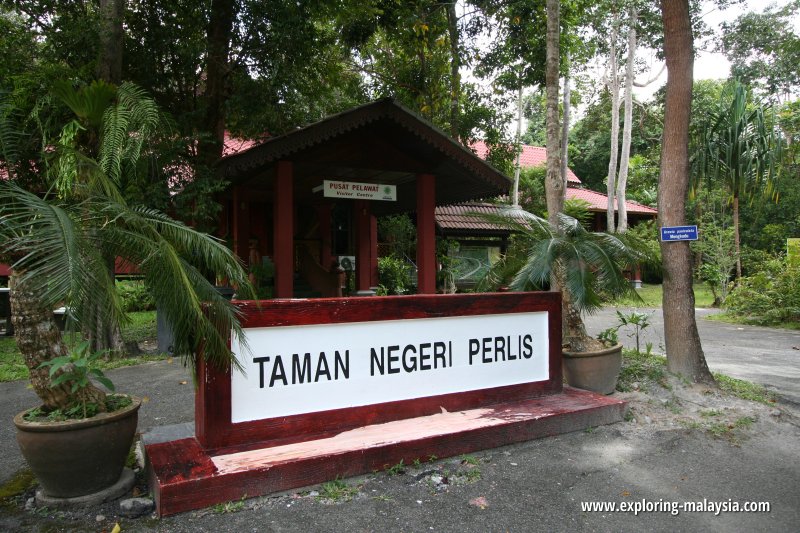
[584, 308, 800, 406]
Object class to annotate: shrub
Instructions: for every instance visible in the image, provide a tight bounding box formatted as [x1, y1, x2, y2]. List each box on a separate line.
[724, 259, 800, 325]
[117, 280, 156, 312]
[378, 256, 413, 295]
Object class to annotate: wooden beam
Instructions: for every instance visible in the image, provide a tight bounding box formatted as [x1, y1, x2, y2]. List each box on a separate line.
[274, 161, 293, 298]
[416, 174, 436, 294]
[355, 200, 371, 292]
[232, 186, 250, 264]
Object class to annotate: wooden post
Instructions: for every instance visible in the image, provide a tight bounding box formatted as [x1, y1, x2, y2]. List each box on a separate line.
[416, 174, 436, 294]
[316, 203, 334, 271]
[232, 186, 250, 264]
[274, 161, 293, 298]
[370, 214, 379, 288]
[355, 200, 371, 292]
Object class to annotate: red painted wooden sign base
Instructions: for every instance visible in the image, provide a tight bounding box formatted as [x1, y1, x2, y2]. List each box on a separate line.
[145, 293, 626, 517]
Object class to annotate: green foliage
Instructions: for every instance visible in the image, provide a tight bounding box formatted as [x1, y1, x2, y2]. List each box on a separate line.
[690, 192, 736, 305]
[615, 310, 651, 354]
[694, 81, 783, 206]
[617, 349, 668, 393]
[384, 459, 406, 476]
[510, 214, 644, 313]
[517, 164, 547, 216]
[39, 340, 115, 394]
[378, 214, 416, 260]
[719, 0, 800, 97]
[35, 341, 117, 418]
[714, 373, 777, 405]
[117, 281, 156, 313]
[437, 238, 460, 293]
[597, 326, 618, 347]
[318, 477, 359, 502]
[724, 258, 800, 326]
[250, 260, 275, 300]
[625, 220, 661, 283]
[377, 257, 413, 296]
[0, 312, 165, 382]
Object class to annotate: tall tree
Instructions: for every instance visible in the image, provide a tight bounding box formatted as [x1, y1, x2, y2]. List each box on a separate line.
[544, 0, 563, 225]
[719, 0, 800, 102]
[96, 0, 124, 84]
[605, 7, 621, 231]
[198, 0, 236, 165]
[658, 0, 714, 384]
[695, 82, 783, 279]
[615, 4, 636, 233]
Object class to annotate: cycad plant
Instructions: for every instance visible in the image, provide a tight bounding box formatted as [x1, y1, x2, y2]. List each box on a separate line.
[479, 210, 646, 352]
[0, 81, 252, 413]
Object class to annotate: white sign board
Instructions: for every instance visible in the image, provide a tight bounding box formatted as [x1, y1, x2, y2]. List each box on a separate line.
[323, 179, 396, 201]
[231, 312, 549, 423]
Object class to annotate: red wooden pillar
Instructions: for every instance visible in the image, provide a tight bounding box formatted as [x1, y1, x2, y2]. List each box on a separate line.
[232, 186, 250, 265]
[416, 173, 436, 294]
[355, 200, 372, 292]
[316, 203, 334, 271]
[274, 161, 294, 298]
[370, 214, 379, 288]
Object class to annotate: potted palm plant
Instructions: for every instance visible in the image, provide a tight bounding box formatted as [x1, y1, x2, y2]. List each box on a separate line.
[480, 209, 646, 394]
[0, 81, 252, 502]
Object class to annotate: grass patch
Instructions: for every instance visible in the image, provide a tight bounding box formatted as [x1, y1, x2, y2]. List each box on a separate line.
[617, 349, 669, 392]
[0, 311, 167, 382]
[614, 283, 716, 308]
[714, 373, 777, 405]
[318, 477, 359, 502]
[0, 338, 28, 382]
[121, 310, 157, 342]
[211, 495, 246, 514]
[705, 312, 800, 330]
[384, 460, 406, 476]
[0, 468, 36, 500]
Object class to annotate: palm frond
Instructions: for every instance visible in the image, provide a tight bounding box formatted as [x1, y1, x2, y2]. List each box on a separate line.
[0, 182, 124, 330]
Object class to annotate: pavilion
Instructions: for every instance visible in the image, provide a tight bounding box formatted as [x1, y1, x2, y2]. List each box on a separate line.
[215, 98, 512, 298]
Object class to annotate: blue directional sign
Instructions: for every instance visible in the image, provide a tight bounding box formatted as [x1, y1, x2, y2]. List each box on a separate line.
[660, 225, 698, 242]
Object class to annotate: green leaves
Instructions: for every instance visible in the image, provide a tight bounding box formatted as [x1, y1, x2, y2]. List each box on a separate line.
[39, 340, 115, 394]
[51, 80, 117, 129]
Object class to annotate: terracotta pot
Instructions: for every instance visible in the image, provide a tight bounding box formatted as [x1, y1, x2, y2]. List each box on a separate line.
[14, 396, 141, 498]
[562, 343, 623, 395]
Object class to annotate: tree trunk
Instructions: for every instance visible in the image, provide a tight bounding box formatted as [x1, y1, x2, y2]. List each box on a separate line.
[93, 1, 127, 357]
[9, 273, 107, 411]
[658, 0, 715, 385]
[616, 6, 637, 233]
[733, 194, 742, 279]
[545, 0, 563, 226]
[560, 54, 570, 187]
[562, 282, 590, 352]
[606, 13, 621, 232]
[85, 255, 126, 358]
[96, 0, 123, 85]
[446, 1, 461, 140]
[199, 0, 236, 166]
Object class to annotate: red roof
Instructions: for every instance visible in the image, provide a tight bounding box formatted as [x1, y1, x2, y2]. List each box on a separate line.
[567, 187, 657, 215]
[471, 141, 581, 183]
[471, 140, 656, 216]
[222, 132, 263, 157]
[435, 203, 528, 232]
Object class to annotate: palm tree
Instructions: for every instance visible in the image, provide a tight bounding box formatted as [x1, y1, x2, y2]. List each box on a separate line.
[0, 81, 253, 412]
[695, 81, 783, 279]
[479, 210, 646, 352]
